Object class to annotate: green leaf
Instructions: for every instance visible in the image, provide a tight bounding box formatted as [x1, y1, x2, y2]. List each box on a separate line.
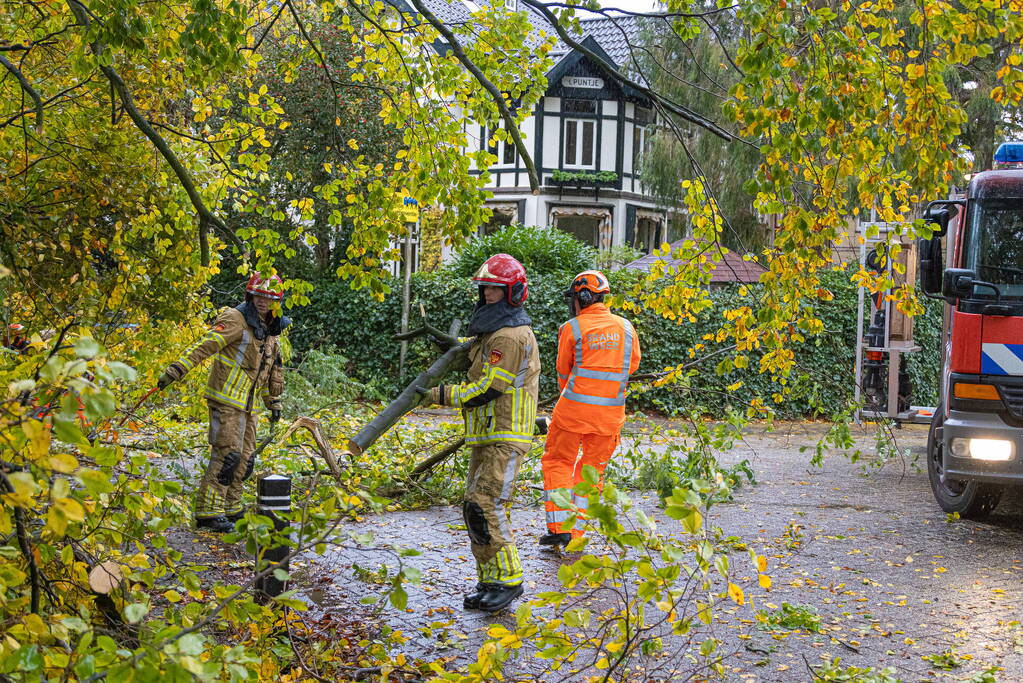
[123, 603, 148, 624]
[106, 362, 137, 382]
[9, 644, 42, 672]
[73, 654, 96, 678]
[84, 389, 116, 420]
[389, 585, 408, 610]
[78, 469, 114, 495]
[74, 337, 101, 358]
[53, 416, 87, 445]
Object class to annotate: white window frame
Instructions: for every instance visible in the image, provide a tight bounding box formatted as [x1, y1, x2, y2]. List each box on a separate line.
[563, 118, 596, 169]
[632, 123, 650, 170]
[504, 0, 517, 9]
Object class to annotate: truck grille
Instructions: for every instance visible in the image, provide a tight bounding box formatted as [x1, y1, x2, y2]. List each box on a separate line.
[998, 384, 1023, 419]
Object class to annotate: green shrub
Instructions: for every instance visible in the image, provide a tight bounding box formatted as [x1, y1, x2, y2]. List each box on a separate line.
[290, 232, 942, 419]
[282, 347, 380, 418]
[449, 223, 596, 278]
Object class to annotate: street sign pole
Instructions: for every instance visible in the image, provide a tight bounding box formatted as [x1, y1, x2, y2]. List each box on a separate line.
[398, 194, 419, 378]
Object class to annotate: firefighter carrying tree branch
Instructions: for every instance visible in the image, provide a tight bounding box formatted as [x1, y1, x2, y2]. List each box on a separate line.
[417, 254, 541, 613]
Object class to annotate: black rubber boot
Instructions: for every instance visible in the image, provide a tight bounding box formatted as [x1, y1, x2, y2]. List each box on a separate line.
[538, 532, 572, 547]
[224, 510, 245, 524]
[463, 583, 487, 610]
[196, 516, 235, 533]
[477, 583, 524, 613]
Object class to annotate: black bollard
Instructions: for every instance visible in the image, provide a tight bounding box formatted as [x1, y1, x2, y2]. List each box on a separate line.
[255, 474, 291, 601]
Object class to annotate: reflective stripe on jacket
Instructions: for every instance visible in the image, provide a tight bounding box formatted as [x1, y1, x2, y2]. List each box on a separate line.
[165, 307, 284, 412]
[447, 325, 540, 446]
[551, 303, 641, 435]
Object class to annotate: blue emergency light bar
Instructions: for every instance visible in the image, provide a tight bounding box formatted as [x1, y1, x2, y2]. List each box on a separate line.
[993, 142, 1023, 168]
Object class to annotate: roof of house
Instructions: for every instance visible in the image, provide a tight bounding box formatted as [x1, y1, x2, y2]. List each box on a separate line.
[552, 16, 644, 69]
[386, 0, 649, 74]
[624, 242, 767, 284]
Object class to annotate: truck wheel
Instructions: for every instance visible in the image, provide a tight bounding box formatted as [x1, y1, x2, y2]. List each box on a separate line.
[926, 402, 1002, 518]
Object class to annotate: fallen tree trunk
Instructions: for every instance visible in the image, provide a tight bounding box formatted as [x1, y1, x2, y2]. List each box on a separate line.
[347, 335, 475, 456]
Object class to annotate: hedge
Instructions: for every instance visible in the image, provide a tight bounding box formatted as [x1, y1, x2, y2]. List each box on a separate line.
[289, 268, 943, 418]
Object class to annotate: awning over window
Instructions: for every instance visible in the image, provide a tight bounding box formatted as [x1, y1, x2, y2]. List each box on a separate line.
[487, 202, 518, 217]
[549, 205, 613, 249]
[636, 208, 665, 223]
[549, 205, 611, 219]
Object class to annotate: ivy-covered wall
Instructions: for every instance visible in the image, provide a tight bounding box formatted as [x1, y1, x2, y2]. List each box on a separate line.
[290, 268, 943, 418]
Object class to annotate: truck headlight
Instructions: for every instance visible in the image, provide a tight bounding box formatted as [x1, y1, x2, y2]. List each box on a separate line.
[950, 437, 1013, 461]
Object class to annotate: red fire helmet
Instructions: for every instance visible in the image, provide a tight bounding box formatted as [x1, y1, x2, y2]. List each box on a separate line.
[246, 272, 284, 300]
[472, 254, 529, 306]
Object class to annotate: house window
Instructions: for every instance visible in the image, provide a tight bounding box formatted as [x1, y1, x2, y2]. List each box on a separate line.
[632, 106, 653, 170]
[564, 119, 596, 168]
[557, 215, 601, 247]
[550, 207, 613, 249]
[482, 125, 517, 165]
[483, 203, 517, 234]
[635, 217, 662, 254]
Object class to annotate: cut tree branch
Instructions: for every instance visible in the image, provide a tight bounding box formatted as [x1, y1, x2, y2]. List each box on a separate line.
[348, 333, 475, 455]
[403, 0, 542, 192]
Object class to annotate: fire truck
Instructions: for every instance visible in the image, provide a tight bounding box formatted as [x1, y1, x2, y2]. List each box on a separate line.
[918, 142, 1023, 517]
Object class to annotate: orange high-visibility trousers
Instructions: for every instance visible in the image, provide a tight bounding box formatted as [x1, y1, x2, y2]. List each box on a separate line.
[541, 423, 619, 537]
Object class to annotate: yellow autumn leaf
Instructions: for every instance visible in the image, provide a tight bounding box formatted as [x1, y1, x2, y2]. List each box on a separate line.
[727, 582, 745, 605]
[55, 497, 85, 523]
[759, 574, 772, 589]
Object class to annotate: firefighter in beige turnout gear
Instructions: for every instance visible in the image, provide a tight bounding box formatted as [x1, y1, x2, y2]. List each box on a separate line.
[158, 274, 290, 533]
[419, 254, 540, 613]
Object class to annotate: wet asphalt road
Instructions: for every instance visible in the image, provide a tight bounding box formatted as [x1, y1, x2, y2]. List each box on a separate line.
[301, 422, 1023, 681]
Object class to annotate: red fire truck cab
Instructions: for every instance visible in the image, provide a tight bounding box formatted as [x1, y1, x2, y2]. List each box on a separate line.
[919, 162, 1023, 517]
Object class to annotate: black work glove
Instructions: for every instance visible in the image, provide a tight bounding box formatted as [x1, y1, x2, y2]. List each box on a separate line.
[157, 372, 174, 390]
[243, 456, 255, 481]
[416, 385, 442, 406]
[429, 334, 454, 352]
[270, 409, 281, 424]
[535, 416, 550, 435]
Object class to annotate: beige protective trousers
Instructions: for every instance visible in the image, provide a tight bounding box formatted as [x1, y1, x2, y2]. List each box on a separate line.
[195, 401, 257, 520]
[464, 443, 527, 586]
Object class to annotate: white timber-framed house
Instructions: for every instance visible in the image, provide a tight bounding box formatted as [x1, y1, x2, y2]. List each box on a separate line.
[389, 0, 673, 261]
[475, 23, 670, 255]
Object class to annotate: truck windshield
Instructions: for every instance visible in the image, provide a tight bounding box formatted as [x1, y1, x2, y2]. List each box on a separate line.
[963, 197, 1023, 300]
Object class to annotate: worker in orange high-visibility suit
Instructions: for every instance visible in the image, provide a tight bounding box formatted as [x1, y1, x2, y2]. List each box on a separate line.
[540, 270, 641, 547]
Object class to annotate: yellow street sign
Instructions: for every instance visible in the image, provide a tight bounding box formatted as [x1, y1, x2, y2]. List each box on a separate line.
[397, 191, 419, 223]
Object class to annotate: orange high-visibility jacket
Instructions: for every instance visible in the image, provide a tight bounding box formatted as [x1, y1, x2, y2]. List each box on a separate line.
[551, 303, 641, 435]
